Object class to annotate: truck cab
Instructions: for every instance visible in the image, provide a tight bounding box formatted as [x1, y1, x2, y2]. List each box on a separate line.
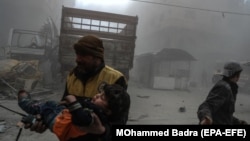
[6, 28, 47, 60]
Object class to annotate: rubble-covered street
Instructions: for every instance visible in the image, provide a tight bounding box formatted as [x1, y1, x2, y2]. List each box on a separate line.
[0, 81, 249, 141]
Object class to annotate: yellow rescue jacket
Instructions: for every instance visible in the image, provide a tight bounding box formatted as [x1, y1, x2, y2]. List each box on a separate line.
[66, 65, 126, 98]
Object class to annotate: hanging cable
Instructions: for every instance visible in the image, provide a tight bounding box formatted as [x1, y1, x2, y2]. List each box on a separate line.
[130, 0, 250, 16]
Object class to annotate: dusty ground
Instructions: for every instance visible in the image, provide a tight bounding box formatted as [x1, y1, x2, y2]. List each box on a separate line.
[128, 82, 250, 125]
[0, 81, 249, 141]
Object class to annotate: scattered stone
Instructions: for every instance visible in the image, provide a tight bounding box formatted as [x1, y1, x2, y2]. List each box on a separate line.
[179, 106, 186, 113]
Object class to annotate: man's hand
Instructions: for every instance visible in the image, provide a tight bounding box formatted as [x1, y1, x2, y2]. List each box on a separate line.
[81, 113, 106, 134]
[65, 95, 77, 104]
[200, 116, 213, 125]
[24, 114, 47, 133]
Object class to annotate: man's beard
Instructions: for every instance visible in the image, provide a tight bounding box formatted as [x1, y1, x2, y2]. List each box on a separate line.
[76, 63, 96, 74]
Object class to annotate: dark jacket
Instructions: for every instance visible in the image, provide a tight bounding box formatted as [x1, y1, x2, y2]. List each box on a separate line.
[197, 78, 241, 125]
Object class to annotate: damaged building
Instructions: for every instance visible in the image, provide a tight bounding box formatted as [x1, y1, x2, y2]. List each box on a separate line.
[133, 48, 196, 90]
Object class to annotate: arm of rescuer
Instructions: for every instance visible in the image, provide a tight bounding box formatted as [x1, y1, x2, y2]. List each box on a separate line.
[61, 84, 107, 136]
[61, 76, 128, 124]
[23, 85, 70, 133]
[65, 95, 106, 134]
[61, 76, 129, 140]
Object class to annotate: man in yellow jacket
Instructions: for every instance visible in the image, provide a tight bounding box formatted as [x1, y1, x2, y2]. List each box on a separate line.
[25, 34, 130, 141]
[62, 35, 129, 141]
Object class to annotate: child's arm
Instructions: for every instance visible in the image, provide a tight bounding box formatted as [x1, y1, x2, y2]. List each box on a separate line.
[65, 95, 94, 126]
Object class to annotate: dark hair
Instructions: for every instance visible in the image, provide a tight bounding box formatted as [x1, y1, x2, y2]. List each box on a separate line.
[103, 84, 130, 122]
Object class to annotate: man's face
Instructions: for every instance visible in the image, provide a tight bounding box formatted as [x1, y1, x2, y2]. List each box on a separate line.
[75, 54, 97, 73]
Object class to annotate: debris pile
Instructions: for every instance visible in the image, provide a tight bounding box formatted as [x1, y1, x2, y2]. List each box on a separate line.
[0, 59, 42, 99]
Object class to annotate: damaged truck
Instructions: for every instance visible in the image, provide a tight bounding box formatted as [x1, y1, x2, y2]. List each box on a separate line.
[59, 6, 138, 80]
[0, 6, 138, 98]
[0, 17, 59, 98]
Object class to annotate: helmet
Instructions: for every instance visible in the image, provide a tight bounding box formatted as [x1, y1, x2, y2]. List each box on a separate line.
[222, 62, 242, 77]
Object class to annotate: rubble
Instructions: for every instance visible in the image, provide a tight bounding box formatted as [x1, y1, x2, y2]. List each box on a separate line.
[0, 59, 51, 99]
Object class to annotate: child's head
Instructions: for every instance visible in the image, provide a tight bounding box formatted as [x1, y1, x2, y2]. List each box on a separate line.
[91, 83, 130, 121]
